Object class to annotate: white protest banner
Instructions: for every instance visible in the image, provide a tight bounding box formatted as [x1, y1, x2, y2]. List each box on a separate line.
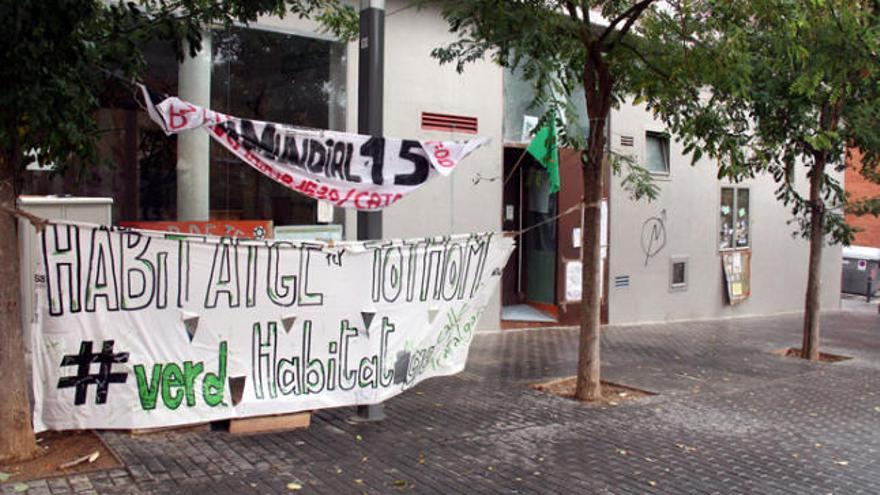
[140, 85, 489, 210]
[31, 223, 513, 431]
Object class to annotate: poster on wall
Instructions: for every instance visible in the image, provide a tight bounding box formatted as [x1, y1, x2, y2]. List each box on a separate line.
[722, 250, 751, 304]
[31, 222, 514, 431]
[274, 225, 343, 243]
[140, 85, 489, 211]
[565, 261, 582, 301]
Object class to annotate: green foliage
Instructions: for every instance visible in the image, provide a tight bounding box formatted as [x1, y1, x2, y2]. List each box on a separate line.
[431, 0, 666, 198]
[610, 151, 660, 201]
[634, 0, 880, 245]
[0, 0, 356, 177]
[430, 2, 587, 147]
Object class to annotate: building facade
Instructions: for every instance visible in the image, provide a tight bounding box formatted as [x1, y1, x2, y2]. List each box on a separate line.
[21, 1, 842, 329]
[603, 101, 841, 324]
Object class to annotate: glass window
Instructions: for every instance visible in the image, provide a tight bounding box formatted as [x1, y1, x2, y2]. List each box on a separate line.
[720, 187, 750, 250]
[670, 257, 688, 291]
[21, 40, 181, 223]
[138, 40, 181, 222]
[502, 64, 590, 144]
[211, 27, 347, 226]
[24, 28, 346, 228]
[672, 262, 686, 286]
[645, 132, 670, 174]
[736, 188, 750, 248]
[720, 188, 735, 249]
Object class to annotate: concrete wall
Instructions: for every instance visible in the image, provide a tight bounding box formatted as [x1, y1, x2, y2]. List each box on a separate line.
[358, 1, 505, 328]
[242, 5, 506, 329]
[243, 10, 841, 329]
[379, 1, 503, 240]
[606, 99, 842, 324]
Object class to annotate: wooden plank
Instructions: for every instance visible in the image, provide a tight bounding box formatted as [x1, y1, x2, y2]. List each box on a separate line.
[129, 422, 210, 436]
[228, 412, 311, 436]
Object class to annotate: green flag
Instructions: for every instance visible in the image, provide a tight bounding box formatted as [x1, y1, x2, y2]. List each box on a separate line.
[525, 112, 560, 193]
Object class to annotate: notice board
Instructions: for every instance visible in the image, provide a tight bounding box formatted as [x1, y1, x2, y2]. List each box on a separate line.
[722, 250, 751, 304]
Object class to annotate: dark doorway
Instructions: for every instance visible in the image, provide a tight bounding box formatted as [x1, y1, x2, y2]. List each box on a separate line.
[500, 146, 609, 327]
[501, 146, 559, 324]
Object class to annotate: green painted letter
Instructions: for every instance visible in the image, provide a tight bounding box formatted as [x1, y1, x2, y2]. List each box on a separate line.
[183, 361, 204, 407]
[134, 364, 162, 410]
[161, 363, 184, 410]
[203, 341, 228, 407]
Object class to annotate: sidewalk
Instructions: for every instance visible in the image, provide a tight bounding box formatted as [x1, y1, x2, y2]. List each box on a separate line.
[4, 309, 880, 494]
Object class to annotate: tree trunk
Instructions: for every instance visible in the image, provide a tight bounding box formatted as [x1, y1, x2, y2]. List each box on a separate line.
[574, 152, 605, 401]
[801, 159, 826, 361]
[0, 146, 39, 462]
[574, 45, 610, 402]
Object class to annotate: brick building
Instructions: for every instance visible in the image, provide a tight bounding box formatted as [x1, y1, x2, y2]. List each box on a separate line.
[845, 148, 880, 247]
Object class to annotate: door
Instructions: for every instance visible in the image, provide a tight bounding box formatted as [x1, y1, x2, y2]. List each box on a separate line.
[523, 164, 557, 304]
[500, 146, 558, 307]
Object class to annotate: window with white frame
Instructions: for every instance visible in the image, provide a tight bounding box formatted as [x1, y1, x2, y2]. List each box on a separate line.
[719, 187, 750, 250]
[645, 131, 670, 174]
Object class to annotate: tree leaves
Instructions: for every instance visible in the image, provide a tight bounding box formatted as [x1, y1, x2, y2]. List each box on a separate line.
[612, 151, 660, 202]
[1, 0, 356, 179]
[635, 0, 880, 245]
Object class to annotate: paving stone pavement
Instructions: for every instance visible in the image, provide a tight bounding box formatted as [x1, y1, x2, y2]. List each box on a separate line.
[4, 309, 880, 494]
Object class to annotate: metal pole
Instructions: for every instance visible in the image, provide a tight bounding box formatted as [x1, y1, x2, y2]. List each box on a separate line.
[355, 0, 385, 422]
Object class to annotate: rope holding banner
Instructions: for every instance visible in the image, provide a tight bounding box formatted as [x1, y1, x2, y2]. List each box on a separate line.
[503, 198, 593, 238]
[502, 147, 530, 187]
[5, 199, 590, 240]
[1, 203, 50, 233]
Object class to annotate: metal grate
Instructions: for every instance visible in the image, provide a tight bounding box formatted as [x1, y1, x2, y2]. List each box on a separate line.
[620, 135, 634, 147]
[421, 112, 478, 134]
[614, 275, 630, 288]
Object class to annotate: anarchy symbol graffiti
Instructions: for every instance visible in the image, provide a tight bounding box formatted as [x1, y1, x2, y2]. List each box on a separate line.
[641, 209, 667, 266]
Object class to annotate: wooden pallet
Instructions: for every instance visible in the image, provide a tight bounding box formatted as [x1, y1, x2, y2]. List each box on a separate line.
[129, 422, 210, 436]
[128, 411, 312, 436]
[228, 412, 311, 436]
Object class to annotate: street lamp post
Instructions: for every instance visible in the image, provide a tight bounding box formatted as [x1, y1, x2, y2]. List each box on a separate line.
[355, 0, 386, 422]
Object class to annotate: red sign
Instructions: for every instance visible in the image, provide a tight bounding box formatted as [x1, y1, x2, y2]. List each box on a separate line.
[120, 220, 273, 240]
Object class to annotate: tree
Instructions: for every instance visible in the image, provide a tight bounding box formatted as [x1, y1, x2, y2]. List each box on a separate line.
[432, 1, 665, 401]
[0, 0, 355, 462]
[633, 0, 880, 360]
